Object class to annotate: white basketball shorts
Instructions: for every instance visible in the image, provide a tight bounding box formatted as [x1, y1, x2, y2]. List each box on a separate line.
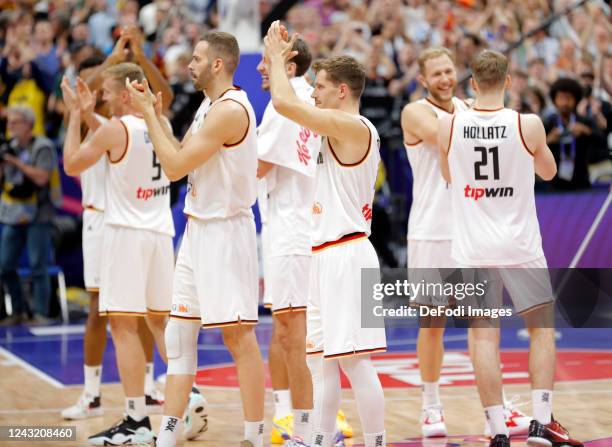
[82, 208, 104, 291]
[99, 224, 173, 316]
[171, 215, 259, 328]
[307, 234, 387, 358]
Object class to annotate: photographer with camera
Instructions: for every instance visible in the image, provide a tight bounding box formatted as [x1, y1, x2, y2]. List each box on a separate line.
[0, 106, 60, 325]
[544, 78, 607, 190]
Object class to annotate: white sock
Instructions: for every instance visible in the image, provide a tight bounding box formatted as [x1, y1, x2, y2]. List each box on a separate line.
[485, 405, 509, 437]
[273, 389, 292, 419]
[422, 381, 440, 408]
[364, 431, 386, 447]
[145, 362, 155, 395]
[125, 396, 147, 422]
[84, 365, 102, 397]
[532, 389, 552, 424]
[312, 431, 335, 447]
[244, 421, 264, 447]
[156, 415, 181, 447]
[293, 409, 312, 442]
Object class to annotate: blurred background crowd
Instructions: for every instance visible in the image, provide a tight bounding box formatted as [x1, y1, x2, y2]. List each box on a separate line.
[0, 0, 610, 322]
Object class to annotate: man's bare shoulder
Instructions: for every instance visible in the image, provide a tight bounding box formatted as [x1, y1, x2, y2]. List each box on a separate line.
[210, 98, 249, 119]
[401, 101, 437, 124]
[519, 113, 545, 134]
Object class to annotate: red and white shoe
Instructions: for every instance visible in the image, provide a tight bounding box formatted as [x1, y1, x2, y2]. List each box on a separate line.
[484, 398, 531, 437]
[527, 417, 583, 446]
[421, 405, 447, 438]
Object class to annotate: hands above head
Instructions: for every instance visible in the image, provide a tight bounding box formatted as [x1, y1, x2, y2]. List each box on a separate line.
[125, 78, 156, 114]
[122, 25, 145, 61]
[263, 20, 298, 65]
[108, 32, 131, 65]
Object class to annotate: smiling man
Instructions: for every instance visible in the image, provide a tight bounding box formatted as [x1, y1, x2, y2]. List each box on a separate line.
[401, 47, 530, 440]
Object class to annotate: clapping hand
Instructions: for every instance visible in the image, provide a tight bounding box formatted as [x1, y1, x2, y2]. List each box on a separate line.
[264, 20, 298, 65]
[60, 76, 78, 111]
[76, 77, 97, 119]
[125, 78, 156, 114]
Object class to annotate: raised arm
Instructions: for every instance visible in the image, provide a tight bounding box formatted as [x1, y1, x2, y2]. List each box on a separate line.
[264, 22, 368, 148]
[126, 80, 247, 181]
[124, 26, 174, 113]
[437, 114, 454, 184]
[401, 102, 439, 146]
[63, 113, 125, 176]
[520, 113, 557, 181]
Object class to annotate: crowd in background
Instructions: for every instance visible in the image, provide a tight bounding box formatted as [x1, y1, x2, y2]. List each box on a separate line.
[0, 0, 610, 320]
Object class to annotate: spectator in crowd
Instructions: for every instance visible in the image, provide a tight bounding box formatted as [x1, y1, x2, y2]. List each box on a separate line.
[0, 105, 60, 325]
[33, 19, 61, 94]
[545, 78, 607, 190]
[87, 0, 116, 53]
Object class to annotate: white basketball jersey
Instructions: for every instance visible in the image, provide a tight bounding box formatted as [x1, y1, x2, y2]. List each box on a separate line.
[311, 117, 380, 246]
[258, 76, 321, 257]
[104, 115, 174, 236]
[448, 108, 544, 265]
[406, 97, 469, 240]
[81, 114, 109, 211]
[184, 88, 257, 220]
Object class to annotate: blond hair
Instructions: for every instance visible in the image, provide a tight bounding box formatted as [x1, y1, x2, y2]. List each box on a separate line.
[104, 62, 145, 88]
[312, 55, 365, 99]
[417, 47, 454, 74]
[471, 50, 508, 91]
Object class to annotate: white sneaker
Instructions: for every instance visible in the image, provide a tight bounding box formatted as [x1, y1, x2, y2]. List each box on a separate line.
[484, 397, 531, 437]
[61, 392, 103, 420]
[421, 405, 447, 438]
[182, 387, 209, 440]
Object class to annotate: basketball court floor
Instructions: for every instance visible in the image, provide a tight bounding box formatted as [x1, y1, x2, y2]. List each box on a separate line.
[1, 188, 610, 446]
[1, 322, 612, 446]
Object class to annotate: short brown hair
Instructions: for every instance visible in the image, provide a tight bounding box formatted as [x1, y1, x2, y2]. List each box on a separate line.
[104, 62, 145, 88]
[471, 50, 508, 91]
[417, 47, 454, 74]
[291, 38, 312, 77]
[201, 31, 240, 74]
[312, 56, 365, 99]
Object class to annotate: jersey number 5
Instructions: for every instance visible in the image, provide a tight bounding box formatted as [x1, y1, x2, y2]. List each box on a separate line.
[152, 152, 162, 181]
[474, 146, 500, 180]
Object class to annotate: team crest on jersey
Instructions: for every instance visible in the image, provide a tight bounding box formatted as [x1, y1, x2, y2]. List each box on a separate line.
[312, 202, 322, 215]
[144, 131, 151, 144]
[317, 152, 324, 165]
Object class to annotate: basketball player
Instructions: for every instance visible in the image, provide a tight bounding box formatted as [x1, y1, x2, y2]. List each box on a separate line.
[439, 49, 583, 447]
[256, 37, 317, 445]
[257, 38, 353, 446]
[125, 31, 265, 447]
[63, 63, 174, 445]
[60, 55, 165, 421]
[401, 47, 529, 438]
[264, 21, 386, 447]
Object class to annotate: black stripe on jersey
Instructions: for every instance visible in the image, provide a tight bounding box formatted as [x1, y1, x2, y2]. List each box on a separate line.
[327, 119, 371, 167]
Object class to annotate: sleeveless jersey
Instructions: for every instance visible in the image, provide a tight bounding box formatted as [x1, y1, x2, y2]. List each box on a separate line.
[448, 108, 544, 265]
[184, 87, 257, 220]
[81, 114, 108, 211]
[406, 97, 469, 240]
[104, 114, 174, 236]
[311, 116, 380, 246]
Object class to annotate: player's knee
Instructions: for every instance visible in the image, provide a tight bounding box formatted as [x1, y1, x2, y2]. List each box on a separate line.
[278, 318, 305, 353]
[146, 314, 167, 334]
[222, 325, 252, 355]
[165, 318, 199, 375]
[109, 316, 138, 335]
